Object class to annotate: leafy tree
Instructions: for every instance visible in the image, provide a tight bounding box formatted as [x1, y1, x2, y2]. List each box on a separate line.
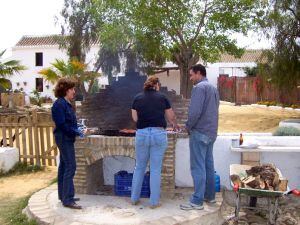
[0, 50, 26, 89]
[244, 66, 258, 77]
[38, 58, 99, 97]
[259, 0, 300, 91]
[57, 0, 98, 62]
[99, 0, 266, 98]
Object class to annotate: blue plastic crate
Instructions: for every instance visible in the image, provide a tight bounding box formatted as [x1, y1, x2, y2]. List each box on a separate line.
[114, 170, 150, 198]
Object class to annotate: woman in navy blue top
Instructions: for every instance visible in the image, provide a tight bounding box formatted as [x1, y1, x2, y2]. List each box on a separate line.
[51, 78, 85, 209]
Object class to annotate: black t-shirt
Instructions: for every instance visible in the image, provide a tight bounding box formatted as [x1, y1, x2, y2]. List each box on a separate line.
[132, 89, 171, 129]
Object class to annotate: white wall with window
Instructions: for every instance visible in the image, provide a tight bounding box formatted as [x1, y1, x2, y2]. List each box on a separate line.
[8, 44, 102, 99]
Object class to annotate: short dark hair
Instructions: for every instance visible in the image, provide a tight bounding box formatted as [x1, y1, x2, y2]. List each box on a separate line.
[54, 78, 76, 98]
[190, 64, 206, 77]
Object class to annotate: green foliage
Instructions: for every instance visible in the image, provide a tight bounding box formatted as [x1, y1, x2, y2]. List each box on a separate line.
[244, 66, 258, 77]
[30, 90, 42, 107]
[0, 162, 43, 178]
[97, 0, 267, 97]
[57, 0, 98, 62]
[258, 0, 300, 91]
[59, 0, 267, 97]
[38, 58, 100, 97]
[90, 78, 100, 94]
[0, 50, 26, 90]
[273, 127, 300, 136]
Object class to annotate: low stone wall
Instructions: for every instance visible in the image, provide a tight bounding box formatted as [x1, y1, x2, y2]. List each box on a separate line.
[176, 134, 300, 189]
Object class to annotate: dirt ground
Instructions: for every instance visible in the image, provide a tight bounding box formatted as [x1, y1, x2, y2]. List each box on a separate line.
[0, 105, 299, 224]
[0, 168, 56, 200]
[0, 168, 56, 224]
[219, 104, 300, 133]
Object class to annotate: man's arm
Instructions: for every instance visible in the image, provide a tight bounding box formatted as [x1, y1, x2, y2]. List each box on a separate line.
[131, 109, 138, 122]
[186, 86, 205, 131]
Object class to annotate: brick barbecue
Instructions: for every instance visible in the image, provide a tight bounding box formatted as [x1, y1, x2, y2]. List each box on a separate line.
[74, 71, 189, 195]
[74, 134, 177, 194]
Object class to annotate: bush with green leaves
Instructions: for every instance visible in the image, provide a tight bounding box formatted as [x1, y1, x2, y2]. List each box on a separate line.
[273, 127, 300, 136]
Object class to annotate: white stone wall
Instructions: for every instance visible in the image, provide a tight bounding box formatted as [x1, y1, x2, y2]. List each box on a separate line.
[101, 134, 300, 189]
[175, 134, 300, 189]
[0, 147, 19, 172]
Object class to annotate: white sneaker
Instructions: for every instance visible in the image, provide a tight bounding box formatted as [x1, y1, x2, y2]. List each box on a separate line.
[180, 202, 204, 210]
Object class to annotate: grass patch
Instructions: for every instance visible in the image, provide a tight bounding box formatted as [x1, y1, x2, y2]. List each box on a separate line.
[0, 162, 44, 178]
[0, 195, 38, 225]
[49, 176, 58, 185]
[273, 126, 300, 136]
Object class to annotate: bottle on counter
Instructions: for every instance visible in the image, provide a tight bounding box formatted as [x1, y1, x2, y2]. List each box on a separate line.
[239, 133, 243, 146]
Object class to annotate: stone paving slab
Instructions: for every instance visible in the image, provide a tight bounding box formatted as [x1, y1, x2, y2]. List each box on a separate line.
[25, 185, 224, 225]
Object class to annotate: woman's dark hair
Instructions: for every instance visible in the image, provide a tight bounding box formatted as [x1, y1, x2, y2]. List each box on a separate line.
[190, 64, 206, 77]
[144, 75, 160, 91]
[54, 78, 76, 98]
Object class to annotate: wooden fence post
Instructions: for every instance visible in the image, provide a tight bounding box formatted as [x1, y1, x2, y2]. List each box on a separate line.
[32, 110, 41, 166]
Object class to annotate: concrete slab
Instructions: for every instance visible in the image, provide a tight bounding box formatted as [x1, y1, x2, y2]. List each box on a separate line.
[26, 185, 224, 225]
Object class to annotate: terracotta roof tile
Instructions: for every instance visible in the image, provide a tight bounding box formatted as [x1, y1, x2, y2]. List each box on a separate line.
[15, 35, 62, 46]
[15, 35, 99, 47]
[219, 50, 265, 63]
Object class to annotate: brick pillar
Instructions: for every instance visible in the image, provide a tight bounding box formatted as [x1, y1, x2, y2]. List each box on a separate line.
[161, 133, 176, 193]
[74, 138, 104, 194]
[241, 152, 260, 166]
[74, 138, 89, 194]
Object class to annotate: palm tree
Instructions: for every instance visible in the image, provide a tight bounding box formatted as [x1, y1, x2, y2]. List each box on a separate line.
[0, 50, 26, 89]
[38, 58, 99, 98]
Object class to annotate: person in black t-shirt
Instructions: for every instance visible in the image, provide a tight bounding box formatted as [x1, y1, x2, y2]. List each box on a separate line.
[130, 75, 179, 208]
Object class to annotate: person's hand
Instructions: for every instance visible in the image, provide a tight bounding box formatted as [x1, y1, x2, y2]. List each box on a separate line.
[172, 124, 182, 132]
[183, 126, 190, 135]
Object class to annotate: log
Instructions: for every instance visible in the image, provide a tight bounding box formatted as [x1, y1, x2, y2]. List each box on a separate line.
[278, 178, 288, 192]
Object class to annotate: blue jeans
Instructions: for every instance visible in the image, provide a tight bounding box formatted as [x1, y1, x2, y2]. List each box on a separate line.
[189, 130, 215, 205]
[131, 127, 168, 206]
[55, 133, 76, 205]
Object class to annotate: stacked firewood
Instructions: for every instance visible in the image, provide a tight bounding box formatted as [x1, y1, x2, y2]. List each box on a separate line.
[231, 164, 288, 191]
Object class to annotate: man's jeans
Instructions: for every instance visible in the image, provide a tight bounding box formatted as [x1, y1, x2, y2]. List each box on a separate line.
[189, 130, 215, 205]
[55, 134, 76, 205]
[131, 127, 168, 206]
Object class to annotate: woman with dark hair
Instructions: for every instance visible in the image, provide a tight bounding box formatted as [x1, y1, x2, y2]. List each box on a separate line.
[51, 78, 85, 209]
[131, 75, 179, 208]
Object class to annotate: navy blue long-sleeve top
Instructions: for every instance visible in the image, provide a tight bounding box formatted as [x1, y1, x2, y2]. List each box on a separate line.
[51, 97, 80, 141]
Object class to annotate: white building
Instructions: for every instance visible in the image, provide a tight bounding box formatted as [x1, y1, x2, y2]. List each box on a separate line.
[157, 50, 263, 94]
[7, 35, 106, 99]
[7, 35, 263, 98]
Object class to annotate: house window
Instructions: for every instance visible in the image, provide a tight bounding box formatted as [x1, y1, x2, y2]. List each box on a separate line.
[35, 52, 43, 66]
[36, 78, 43, 92]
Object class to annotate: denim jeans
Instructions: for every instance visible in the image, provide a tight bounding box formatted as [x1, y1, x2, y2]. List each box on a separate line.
[131, 127, 168, 206]
[189, 130, 215, 205]
[55, 133, 76, 205]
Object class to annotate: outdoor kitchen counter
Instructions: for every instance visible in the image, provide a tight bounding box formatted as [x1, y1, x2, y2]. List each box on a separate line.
[231, 146, 300, 152]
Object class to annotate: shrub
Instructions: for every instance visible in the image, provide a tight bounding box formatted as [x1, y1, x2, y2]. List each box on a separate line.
[273, 127, 300, 136]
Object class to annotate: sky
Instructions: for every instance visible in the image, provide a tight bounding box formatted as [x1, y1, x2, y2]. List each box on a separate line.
[0, 0, 272, 59]
[0, 0, 64, 58]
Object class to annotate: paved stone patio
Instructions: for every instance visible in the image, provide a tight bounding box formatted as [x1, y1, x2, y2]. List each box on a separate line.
[24, 185, 224, 225]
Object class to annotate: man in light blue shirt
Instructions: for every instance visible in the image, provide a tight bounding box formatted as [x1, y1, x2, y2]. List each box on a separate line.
[180, 64, 220, 210]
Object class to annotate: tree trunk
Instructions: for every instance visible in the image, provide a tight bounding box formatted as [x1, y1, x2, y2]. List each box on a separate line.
[179, 63, 193, 98]
[178, 53, 199, 99]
